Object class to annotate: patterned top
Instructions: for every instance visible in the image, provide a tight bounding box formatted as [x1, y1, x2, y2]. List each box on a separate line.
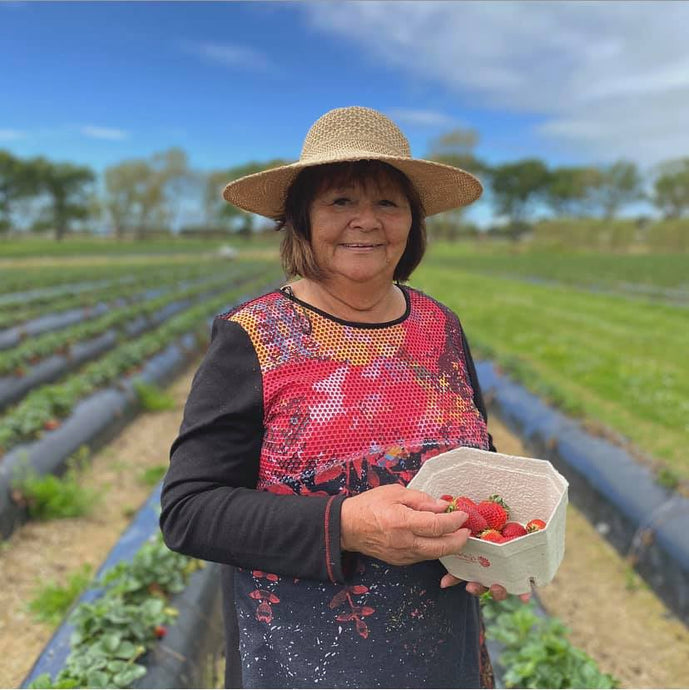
[217, 286, 491, 687]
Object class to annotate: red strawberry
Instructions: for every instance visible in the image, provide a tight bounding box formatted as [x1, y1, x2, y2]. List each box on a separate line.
[526, 519, 546, 533]
[440, 494, 454, 503]
[463, 507, 489, 536]
[501, 522, 527, 540]
[153, 625, 167, 639]
[476, 495, 510, 530]
[455, 496, 477, 512]
[479, 529, 506, 543]
[43, 419, 60, 431]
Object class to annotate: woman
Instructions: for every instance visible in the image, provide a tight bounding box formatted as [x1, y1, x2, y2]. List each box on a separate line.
[160, 106, 524, 689]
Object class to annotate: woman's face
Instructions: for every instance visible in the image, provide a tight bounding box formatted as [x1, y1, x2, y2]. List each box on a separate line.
[308, 176, 412, 287]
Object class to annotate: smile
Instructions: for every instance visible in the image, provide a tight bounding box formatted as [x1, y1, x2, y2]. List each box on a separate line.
[340, 243, 383, 249]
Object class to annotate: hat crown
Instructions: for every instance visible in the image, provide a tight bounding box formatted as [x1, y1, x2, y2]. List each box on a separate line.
[300, 106, 411, 163]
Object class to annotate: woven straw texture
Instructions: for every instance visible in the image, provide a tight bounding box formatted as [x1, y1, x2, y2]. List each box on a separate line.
[222, 106, 482, 219]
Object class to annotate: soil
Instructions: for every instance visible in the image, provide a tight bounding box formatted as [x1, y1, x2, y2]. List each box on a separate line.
[0, 361, 688, 688]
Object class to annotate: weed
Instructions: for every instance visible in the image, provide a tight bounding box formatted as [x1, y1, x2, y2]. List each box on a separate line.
[656, 467, 680, 491]
[28, 564, 94, 626]
[138, 464, 167, 487]
[133, 380, 176, 412]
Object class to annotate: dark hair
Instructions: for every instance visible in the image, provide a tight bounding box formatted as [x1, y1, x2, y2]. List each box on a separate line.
[276, 160, 426, 282]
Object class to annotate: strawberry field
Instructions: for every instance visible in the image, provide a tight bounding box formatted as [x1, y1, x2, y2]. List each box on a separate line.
[1, 237, 688, 689]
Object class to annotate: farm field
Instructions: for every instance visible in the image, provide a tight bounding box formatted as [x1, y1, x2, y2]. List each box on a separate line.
[1, 237, 687, 688]
[415, 243, 689, 487]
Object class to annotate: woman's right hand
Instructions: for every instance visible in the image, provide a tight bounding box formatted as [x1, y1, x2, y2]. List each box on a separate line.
[340, 484, 471, 565]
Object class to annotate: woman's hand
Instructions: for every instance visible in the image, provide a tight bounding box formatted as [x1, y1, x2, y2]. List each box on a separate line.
[440, 573, 531, 603]
[340, 485, 471, 566]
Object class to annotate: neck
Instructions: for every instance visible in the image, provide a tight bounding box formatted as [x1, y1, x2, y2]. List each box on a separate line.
[296, 278, 405, 323]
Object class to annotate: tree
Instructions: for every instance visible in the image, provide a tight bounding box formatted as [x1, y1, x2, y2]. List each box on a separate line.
[204, 159, 292, 233]
[28, 157, 96, 240]
[426, 127, 485, 241]
[543, 166, 601, 218]
[488, 159, 550, 229]
[0, 150, 32, 234]
[104, 148, 194, 239]
[653, 158, 689, 219]
[594, 160, 643, 220]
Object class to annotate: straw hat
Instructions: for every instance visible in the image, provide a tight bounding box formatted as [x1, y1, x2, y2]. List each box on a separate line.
[222, 106, 483, 219]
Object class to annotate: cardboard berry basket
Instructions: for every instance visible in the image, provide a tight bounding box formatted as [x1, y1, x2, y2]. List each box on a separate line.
[407, 446, 569, 595]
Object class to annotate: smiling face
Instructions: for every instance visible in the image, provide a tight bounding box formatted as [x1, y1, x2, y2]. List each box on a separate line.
[308, 175, 413, 288]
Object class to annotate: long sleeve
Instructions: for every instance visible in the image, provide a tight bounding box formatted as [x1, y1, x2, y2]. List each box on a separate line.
[159, 316, 348, 583]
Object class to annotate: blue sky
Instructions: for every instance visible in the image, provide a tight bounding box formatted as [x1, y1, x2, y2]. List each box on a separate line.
[2, 1, 688, 226]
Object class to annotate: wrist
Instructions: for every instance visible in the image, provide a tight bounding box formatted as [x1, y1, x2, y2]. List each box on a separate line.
[340, 497, 357, 552]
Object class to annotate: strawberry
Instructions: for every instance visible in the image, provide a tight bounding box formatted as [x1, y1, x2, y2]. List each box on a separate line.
[153, 625, 167, 639]
[479, 529, 506, 543]
[455, 496, 477, 512]
[440, 494, 454, 503]
[476, 495, 510, 530]
[463, 507, 489, 536]
[501, 522, 527, 540]
[526, 519, 546, 533]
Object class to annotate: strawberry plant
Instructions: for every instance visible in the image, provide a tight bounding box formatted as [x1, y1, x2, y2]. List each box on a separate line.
[481, 594, 618, 688]
[28, 535, 202, 689]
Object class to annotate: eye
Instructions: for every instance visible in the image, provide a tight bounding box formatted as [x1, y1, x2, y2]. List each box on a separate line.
[379, 199, 398, 207]
[332, 197, 351, 206]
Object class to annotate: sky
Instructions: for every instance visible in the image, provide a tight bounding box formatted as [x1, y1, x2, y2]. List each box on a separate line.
[2, 0, 689, 227]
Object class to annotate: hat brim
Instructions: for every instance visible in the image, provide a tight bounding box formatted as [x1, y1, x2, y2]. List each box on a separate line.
[222, 154, 483, 219]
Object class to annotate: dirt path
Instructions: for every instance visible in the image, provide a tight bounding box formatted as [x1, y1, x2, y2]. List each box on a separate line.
[0, 363, 687, 688]
[489, 417, 689, 689]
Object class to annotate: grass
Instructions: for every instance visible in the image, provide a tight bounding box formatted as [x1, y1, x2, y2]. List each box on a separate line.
[414, 245, 689, 484]
[133, 381, 176, 412]
[425, 241, 689, 296]
[138, 464, 168, 487]
[12, 447, 98, 520]
[27, 563, 94, 626]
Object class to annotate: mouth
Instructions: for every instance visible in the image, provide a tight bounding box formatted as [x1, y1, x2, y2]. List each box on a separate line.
[339, 243, 384, 249]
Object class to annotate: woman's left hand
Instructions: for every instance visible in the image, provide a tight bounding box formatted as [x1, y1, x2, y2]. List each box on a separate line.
[439, 573, 531, 603]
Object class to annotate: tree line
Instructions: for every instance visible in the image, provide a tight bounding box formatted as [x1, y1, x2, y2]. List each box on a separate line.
[1, 128, 689, 241]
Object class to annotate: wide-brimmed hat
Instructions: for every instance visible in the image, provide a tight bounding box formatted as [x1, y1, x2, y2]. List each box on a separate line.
[222, 106, 483, 219]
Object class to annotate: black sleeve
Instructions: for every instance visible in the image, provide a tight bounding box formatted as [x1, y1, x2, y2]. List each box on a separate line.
[459, 327, 497, 453]
[159, 316, 349, 584]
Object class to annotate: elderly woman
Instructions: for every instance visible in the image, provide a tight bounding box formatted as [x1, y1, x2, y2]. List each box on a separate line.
[160, 106, 523, 689]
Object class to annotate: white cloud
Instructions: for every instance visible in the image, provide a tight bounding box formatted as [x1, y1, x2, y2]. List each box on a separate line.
[302, 1, 689, 164]
[182, 40, 274, 72]
[386, 109, 456, 128]
[81, 126, 129, 141]
[0, 129, 28, 141]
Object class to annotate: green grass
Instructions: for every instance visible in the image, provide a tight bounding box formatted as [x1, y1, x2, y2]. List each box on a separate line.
[133, 381, 176, 412]
[138, 464, 168, 487]
[414, 246, 689, 483]
[12, 448, 98, 520]
[425, 241, 689, 297]
[27, 564, 94, 626]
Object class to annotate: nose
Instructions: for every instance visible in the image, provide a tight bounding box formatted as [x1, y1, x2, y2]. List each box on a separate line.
[350, 200, 381, 231]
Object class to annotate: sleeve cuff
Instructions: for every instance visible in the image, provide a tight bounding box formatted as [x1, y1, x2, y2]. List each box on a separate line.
[323, 494, 356, 584]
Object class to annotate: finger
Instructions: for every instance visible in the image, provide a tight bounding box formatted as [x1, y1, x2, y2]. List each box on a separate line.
[439, 573, 463, 589]
[489, 584, 508, 601]
[411, 529, 471, 558]
[465, 581, 488, 597]
[397, 488, 454, 513]
[405, 509, 469, 537]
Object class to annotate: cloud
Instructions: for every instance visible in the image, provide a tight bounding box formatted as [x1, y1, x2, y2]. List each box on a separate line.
[386, 109, 456, 128]
[302, 1, 689, 165]
[0, 129, 28, 141]
[81, 126, 130, 141]
[182, 40, 274, 72]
